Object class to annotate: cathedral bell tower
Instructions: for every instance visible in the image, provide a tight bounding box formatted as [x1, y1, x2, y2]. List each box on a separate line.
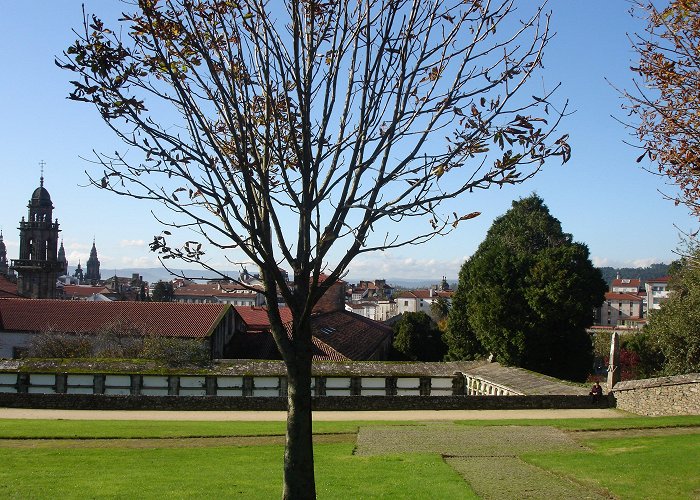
[0, 230, 8, 275]
[11, 175, 63, 298]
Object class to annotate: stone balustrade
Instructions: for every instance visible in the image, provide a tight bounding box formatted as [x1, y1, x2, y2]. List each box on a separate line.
[464, 374, 520, 396]
[0, 372, 468, 397]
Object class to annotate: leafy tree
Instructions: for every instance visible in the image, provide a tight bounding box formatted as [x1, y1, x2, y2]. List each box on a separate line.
[57, 1, 570, 496]
[644, 248, 700, 375]
[625, 1, 700, 218]
[151, 281, 175, 302]
[393, 311, 445, 361]
[429, 296, 450, 322]
[446, 195, 606, 381]
[444, 265, 486, 361]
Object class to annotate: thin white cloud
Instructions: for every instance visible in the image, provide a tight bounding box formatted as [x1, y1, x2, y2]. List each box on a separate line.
[117, 255, 161, 268]
[592, 256, 668, 268]
[120, 239, 146, 247]
[346, 254, 467, 281]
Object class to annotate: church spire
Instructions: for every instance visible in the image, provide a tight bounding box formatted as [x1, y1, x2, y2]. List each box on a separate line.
[85, 238, 101, 284]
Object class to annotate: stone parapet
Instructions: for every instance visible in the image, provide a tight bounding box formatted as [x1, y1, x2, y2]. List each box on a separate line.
[612, 373, 700, 416]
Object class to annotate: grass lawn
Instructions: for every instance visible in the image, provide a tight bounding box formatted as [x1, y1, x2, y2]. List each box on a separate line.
[0, 443, 474, 499]
[526, 432, 700, 499]
[0, 416, 698, 498]
[1, 414, 698, 439]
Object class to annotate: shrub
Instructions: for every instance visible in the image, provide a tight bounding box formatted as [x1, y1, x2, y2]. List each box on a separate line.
[25, 330, 93, 358]
[140, 337, 210, 367]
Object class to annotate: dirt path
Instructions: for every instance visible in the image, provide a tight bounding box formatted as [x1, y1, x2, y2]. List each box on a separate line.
[0, 407, 625, 421]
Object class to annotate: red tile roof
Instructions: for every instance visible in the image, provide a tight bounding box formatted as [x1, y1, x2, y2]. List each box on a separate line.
[395, 289, 453, 299]
[231, 308, 391, 361]
[0, 298, 229, 338]
[0, 275, 20, 298]
[311, 310, 392, 360]
[234, 306, 293, 332]
[646, 276, 670, 283]
[174, 282, 262, 298]
[63, 285, 111, 298]
[611, 278, 640, 289]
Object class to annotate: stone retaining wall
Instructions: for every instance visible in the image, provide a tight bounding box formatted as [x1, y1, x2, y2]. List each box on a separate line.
[612, 373, 700, 416]
[0, 393, 610, 411]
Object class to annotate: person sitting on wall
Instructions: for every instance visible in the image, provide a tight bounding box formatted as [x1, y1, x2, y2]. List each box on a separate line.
[589, 380, 603, 403]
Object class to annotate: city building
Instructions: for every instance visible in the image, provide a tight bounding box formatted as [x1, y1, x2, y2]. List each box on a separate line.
[0, 299, 235, 359]
[645, 277, 671, 312]
[596, 292, 645, 327]
[10, 176, 63, 298]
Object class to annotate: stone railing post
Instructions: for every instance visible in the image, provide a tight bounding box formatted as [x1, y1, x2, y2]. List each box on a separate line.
[452, 372, 465, 395]
[94, 374, 105, 395]
[130, 374, 142, 395]
[242, 375, 254, 397]
[17, 373, 29, 394]
[168, 376, 178, 396]
[55, 373, 67, 394]
[386, 377, 397, 396]
[314, 377, 325, 397]
[205, 376, 217, 396]
[350, 377, 361, 396]
[280, 376, 289, 397]
[419, 377, 431, 396]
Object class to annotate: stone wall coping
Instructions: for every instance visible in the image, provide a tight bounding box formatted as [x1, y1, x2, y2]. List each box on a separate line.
[0, 359, 486, 377]
[613, 373, 700, 392]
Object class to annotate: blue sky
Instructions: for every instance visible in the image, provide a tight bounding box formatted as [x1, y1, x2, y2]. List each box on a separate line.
[0, 1, 695, 281]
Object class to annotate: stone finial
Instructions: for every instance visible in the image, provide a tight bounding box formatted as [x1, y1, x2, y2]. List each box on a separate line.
[607, 332, 621, 390]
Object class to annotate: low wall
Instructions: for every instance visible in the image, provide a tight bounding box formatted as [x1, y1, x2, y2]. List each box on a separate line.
[0, 372, 464, 397]
[612, 373, 700, 416]
[0, 393, 610, 411]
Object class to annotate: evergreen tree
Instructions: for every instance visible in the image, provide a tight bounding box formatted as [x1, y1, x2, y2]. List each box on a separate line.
[446, 195, 606, 381]
[393, 312, 446, 361]
[152, 281, 175, 302]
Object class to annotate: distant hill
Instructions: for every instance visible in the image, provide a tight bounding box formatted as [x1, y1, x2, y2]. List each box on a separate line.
[597, 263, 670, 287]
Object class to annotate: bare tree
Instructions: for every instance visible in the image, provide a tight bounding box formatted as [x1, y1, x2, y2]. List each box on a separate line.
[624, 1, 700, 220]
[58, 0, 569, 497]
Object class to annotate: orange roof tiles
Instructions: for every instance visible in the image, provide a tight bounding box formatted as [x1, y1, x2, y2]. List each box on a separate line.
[311, 310, 392, 360]
[234, 306, 293, 332]
[63, 285, 111, 298]
[0, 298, 229, 338]
[174, 282, 262, 298]
[232, 308, 391, 361]
[611, 278, 641, 289]
[0, 275, 20, 298]
[395, 289, 453, 299]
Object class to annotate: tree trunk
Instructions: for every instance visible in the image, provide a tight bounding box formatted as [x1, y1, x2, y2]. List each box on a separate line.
[283, 348, 316, 499]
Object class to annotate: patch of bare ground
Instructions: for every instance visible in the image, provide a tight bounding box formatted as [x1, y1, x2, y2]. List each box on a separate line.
[445, 456, 612, 500]
[356, 423, 614, 500]
[0, 433, 354, 449]
[355, 423, 588, 456]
